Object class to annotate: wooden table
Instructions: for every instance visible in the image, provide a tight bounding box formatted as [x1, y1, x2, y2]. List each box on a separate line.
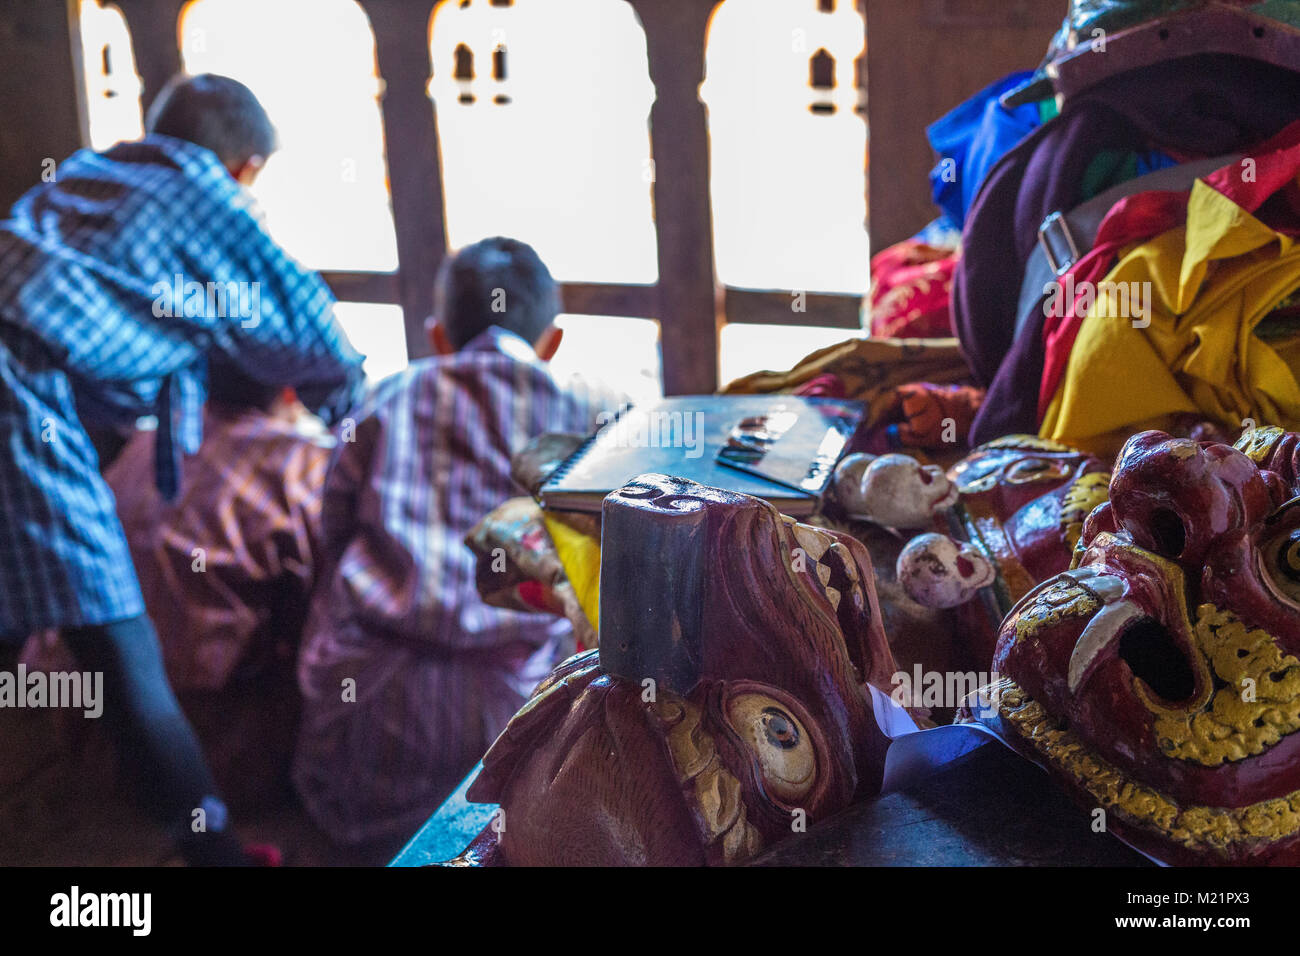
[390, 738, 1149, 867]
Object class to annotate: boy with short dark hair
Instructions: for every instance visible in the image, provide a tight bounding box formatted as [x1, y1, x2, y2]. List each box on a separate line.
[294, 237, 616, 848]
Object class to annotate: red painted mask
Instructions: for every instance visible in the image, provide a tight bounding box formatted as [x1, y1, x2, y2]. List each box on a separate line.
[943, 436, 1110, 665]
[988, 427, 1300, 864]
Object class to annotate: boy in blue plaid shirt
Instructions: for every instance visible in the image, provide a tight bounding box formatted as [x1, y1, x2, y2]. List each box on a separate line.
[0, 74, 365, 864]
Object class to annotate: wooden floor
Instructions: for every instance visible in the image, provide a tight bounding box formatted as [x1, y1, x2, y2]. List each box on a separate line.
[0, 707, 394, 867]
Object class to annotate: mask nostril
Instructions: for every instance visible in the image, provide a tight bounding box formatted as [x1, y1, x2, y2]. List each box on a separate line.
[1119, 618, 1196, 703]
[1147, 506, 1187, 560]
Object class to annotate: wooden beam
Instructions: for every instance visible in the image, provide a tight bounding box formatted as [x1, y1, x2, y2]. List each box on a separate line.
[358, 0, 446, 362]
[560, 282, 657, 319]
[627, 0, 722, 396]
[723, 288, 862, 329]
[115, 0, 185, 111]
[0, 0, 86, 208]
[321, 271, 660, 327]
[321, 271, 401, 304]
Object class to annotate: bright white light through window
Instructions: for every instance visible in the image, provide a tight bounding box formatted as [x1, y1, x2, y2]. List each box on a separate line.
[718, 322, 855, 388]
[180, 0, 398, 272]
[430, 0, 658, 284]
[78, 1, 868, 388]
[79, 1, 143, 150]
[704, 0, 869, 294]
[333, 303, 409, 384]
[549, 314, 662, 406]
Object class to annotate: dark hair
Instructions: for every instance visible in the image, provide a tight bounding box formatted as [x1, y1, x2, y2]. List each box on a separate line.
[145, 73, 277, 170]
[435, 237, 560, 350]
[206, 357, 282, 413]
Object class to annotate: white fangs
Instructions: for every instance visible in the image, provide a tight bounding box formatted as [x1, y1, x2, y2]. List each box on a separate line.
[1068, 599, 1143, 692]
[1059, 566, 1139, 692]
[790, 523, 830, 564]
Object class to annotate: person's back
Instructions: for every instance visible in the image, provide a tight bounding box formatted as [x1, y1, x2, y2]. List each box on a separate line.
[294, 238, 617, 848]
[0, 73, 365, 865]
[104, 367, 333, 808]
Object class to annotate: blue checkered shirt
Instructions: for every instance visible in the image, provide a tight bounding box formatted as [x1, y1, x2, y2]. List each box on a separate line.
[0, 134, 365, 635]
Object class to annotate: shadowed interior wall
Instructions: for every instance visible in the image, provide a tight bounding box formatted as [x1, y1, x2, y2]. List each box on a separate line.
[0, 0, 86, 211]
[863, 0, 1065, 249]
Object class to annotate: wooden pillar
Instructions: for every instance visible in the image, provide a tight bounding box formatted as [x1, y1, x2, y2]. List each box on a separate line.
[628, 0, 722, 396]
[116, 0, 185, 111]
[0, 0, 86, 208]
[359, 0, 447, 362]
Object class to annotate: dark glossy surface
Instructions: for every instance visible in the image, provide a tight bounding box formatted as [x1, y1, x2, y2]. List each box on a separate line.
[392, 741, 1150, 867]
[750, 741, 1149, 867]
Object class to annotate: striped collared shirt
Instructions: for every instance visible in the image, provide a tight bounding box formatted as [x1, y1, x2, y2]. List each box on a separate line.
[294, 327, 618, 845]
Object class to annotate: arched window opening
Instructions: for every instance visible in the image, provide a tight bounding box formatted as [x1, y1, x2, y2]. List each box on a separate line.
[179, 0, 398, 273]
[454, 42, 477, 104]
[430, 0, 661, 395]
[430, 0, 657, 284]
[703, 0, 869, 295]
[77, 0, 143, 150]
[809, 47, 836, 114]
[491, 43, 510, 103]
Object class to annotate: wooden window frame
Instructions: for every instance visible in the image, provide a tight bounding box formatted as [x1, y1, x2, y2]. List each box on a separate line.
[109, 0, 869, 394]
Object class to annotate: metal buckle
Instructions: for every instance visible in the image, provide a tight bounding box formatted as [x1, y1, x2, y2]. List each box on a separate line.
[1038, 211, 1081, 276]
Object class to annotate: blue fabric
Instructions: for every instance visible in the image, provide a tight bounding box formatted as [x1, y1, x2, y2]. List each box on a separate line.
[927, 71, 1042, 231]
[1135, 149, 1178, 178]
[0, 134, 365, 633]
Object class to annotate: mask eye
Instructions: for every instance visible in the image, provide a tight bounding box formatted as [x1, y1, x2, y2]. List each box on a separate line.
[727, 693, 817, 804]
[1005, 458, 1067, 484]
[1263, 528, 1300, 606]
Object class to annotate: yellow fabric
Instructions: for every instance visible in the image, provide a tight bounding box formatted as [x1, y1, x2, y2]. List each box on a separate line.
[1041, 178, 1300, 457]
[722, 336, 970, 430]
[542, 514, 602, 636]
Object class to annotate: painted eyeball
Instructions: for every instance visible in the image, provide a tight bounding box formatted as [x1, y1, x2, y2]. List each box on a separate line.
[1262, 527, 1300, 606]
[1005, 457, 1068, 484]
[727, 693, 817, 803]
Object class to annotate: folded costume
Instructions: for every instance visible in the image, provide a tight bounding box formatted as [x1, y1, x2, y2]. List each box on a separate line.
[1039, 120, 1300, 453]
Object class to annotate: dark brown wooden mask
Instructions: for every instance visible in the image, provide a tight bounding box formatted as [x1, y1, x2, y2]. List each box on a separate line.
[459, 474, 898, 865]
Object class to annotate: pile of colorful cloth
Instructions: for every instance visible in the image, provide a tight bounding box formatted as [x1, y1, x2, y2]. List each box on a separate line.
[867, 1, 1300, 459]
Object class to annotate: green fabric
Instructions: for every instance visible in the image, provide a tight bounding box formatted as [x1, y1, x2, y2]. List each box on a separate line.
[1079, 150, 1139, 200]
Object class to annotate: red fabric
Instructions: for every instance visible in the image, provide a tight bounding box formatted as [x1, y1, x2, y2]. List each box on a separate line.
[1038, 118, 1300, 421]
[868, 239, 959, 338]
[791, 372, 848, 398]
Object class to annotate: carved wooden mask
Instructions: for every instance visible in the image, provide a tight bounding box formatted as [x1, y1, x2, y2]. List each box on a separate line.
[459, 473, 899, 866]
[988, 428, 1300, 864]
